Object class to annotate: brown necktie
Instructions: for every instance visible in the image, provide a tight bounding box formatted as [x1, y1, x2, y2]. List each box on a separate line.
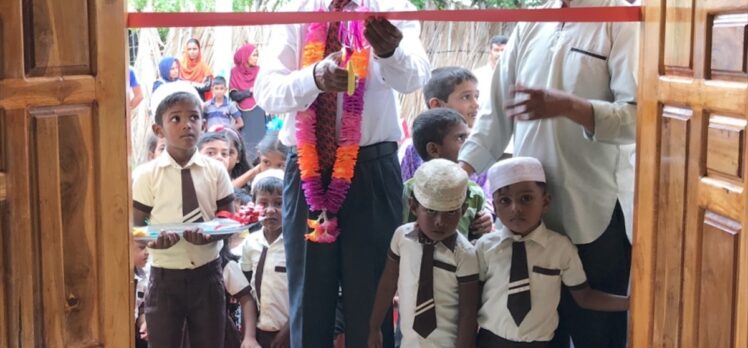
[254, 246, 269, 303]
[314, 0, 351, 170]
[507, 241, 531, 325]
[181, 168, 204, 223]
[413, 242, 437, 337]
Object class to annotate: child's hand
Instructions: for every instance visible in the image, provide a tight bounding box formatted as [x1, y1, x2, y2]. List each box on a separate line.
[271, 325, 290, 348]
[240, 338, 262, 348]
[148, 231, 180, 249]
[367, 330, 383, 348]
[183, 228, 213, 245]
[139, 319, 149, 341]
[470, 209, 493, 235]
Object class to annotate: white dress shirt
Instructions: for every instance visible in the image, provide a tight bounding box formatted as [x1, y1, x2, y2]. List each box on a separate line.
[459, 0, 639, 244]
[476, 223, 587, 342]
[240, 229, 289, 332]
[390, 223, 479, 348]
[254, 0, 431, 147]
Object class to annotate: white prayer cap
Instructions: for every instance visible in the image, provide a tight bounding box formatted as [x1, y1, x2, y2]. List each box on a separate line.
[251, 169, 285, 194]
[488, 157, 546, 194]
[413, 159, 468, 212]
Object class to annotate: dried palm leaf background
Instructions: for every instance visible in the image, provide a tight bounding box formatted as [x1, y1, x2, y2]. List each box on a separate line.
[129, 21, 513, 165]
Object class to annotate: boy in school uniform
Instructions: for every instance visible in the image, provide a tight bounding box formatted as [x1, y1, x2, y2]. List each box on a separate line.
[369, 159, 480, 348]
[402, 108, 489, 240]
[132, 91, 236, 348]
[241, 170, 290, 348]
[476, 157, 629, 348]
[204, 76, 244, 131]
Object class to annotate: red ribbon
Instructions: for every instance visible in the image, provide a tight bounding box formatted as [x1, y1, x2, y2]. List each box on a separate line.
[217, 210, 260, 225]
[127, 7, 641, 28]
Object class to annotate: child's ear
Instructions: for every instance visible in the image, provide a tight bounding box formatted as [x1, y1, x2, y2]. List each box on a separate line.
[426, 142, 441, 159]
[151, 124, 165, 138]
[542, 192, 552, 213]
[427, 98, 443, 109]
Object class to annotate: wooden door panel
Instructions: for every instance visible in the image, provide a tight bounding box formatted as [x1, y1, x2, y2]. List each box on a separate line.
[697, 212, 740, 348]
[23, 0, 91, 76]
[633, 0, 748, 347]
[0, 0, 130, 346]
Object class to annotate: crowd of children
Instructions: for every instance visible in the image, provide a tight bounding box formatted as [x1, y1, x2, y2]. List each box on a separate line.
[131, 27, 630, 347]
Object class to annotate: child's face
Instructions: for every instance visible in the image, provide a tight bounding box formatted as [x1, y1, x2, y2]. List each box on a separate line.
[489, 43, 506, 66]
[131, 241, 149, 269]
[169, 61, 179, 80]
[212, 84, 227, 99]
[153, 100, 203, 153]
[427, 122, 469, 162]
[259, 150, 286, 171]
[409, 197, 464, 242]
[148, 137, 167, 161]
[493, 181, 550, 236]
[443, 80, 480, 128]
[200, 139, 231, 170]
[187, 42, 200, 60]
[255, 190, 282, 233]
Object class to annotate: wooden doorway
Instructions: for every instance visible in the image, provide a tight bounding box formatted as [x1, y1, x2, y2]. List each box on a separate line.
[0, 0, 132, 346]
[631, 1, 748, 347]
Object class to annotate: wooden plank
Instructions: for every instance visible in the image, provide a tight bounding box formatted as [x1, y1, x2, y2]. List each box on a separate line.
[33, 115, 66, 347]
[92, 0, 132, 345]
[0, 200, 8, 348]
[710, 13, 748, 80]
[698, 177, 744, 221]
[630, 1, 664, 347]
[0, 0, 24, 78]
[0, 76, 96, 110]
[706, 115, 746, 180]
[657, 78, 748, 117]
[5, 110, 37, 347]
[652, 107, 691, 348]
[664, 0, 693, 72]
[23, 0, 91, 76]
[0, 173, 5, 201]
[697, 212, 739, 348]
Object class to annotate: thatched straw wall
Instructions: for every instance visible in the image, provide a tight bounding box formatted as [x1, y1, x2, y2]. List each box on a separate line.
[129, 21, 513, 165]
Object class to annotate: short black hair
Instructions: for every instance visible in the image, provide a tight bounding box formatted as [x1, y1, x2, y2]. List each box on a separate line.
[197, 131, 229, 150]
[154, 92, 202, 126]
[423, 67, 478, 106]
[490, 35, 508, 46]
[412, 108, 467, 160]
[252, 176, 283, 199]
[234, 188, 252, 205]
[212, 76, 227, 87]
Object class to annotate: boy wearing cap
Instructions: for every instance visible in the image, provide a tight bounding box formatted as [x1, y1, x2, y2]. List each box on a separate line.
[369, 159, 480, 348]
[476, 157, 628, 347]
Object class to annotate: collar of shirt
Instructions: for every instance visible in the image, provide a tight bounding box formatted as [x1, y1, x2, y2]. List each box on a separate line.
[156, 150, 209, 169]
[497, 223, 550, 248]
[404, 226, 457, 252]
[258, 227, 284, 248]
[209, 98, 229, 107]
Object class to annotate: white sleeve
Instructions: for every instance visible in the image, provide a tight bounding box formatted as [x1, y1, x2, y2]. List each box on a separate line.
[223, 261, 252, 296]
[254, 23, 321, 114]
[132, 163, 153, 211]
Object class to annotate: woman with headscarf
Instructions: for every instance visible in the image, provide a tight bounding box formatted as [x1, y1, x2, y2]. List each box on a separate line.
[180, 38, 213, 100]
[229, 43, 266, 164]
[152, 56, 181, 93]
[149, 56, 201, 115]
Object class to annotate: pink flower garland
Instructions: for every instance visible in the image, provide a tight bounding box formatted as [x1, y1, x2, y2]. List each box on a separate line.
[296, 18, 369, 243]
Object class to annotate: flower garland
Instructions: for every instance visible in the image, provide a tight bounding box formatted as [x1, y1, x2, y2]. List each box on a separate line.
[296, 18, 370, 243]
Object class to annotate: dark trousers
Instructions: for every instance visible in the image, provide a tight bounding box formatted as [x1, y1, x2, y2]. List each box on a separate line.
[477, 328, 550, 348]
[240, 107, 267, 164]
[283, 142, 402, 348]
[145, 258, 226, 348]
[256, 329, 279, 347]
[551, 202, 631, 348]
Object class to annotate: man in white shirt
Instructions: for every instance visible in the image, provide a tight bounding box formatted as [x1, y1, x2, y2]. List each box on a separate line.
[254, 0, 430, 346]
[473, 35, 508, 119]
[458, 0, 639, 347]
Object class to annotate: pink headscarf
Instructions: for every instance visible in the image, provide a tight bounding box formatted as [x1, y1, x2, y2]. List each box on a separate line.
[230, 44, 260, 110]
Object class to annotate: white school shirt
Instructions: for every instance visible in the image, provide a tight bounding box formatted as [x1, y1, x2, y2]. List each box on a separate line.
[254, 0, 431, 147]
[240, 228, 289, 332]
[132, 151, 234, 269]
[223, 260, 252, 297]
[459, 0, 639, 244]
[476, 223, 587, 342]
[390, 223, 479, 348]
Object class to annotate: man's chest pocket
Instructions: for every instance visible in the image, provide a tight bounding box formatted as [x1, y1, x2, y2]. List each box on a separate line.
[562, 44, 610, 95]
[529, 266, 562, 301]
[274, 263, 287, 273]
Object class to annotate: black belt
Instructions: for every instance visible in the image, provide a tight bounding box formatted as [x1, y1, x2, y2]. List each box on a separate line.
[290, 141, 398, 162]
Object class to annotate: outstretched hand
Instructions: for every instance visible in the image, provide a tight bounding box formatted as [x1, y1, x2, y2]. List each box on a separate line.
[364, 16, 402, 58]
[314, 52, 348, 93]
[183, 228, 213, 245]
[147, 231, 180, 249]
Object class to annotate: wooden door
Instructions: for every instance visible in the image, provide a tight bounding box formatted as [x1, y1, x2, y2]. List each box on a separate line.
[0, 0, 132, 346]
[631, 1, 748, 348]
